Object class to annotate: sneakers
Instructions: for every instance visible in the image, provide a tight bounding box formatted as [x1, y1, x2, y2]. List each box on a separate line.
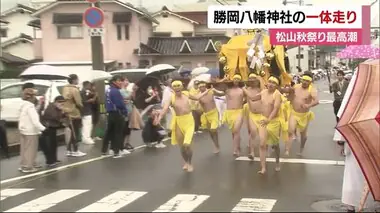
[21, 167, 38, 173]
[121, 149, 131, 155]
[155, 143, 167, 148]
[112, 153, 123, 159]
[82, 140, 95, 145]
[66, 151, 73, 156]
[125, 143, 134, 151]
[71, 151, 87, 157]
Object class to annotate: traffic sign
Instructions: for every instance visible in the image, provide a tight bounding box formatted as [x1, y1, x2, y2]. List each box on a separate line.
[84, 7, 104, 28]
[88, 28, 104, 36]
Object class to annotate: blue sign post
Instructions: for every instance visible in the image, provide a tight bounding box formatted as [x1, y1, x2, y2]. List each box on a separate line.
[84, 7, 104, 28]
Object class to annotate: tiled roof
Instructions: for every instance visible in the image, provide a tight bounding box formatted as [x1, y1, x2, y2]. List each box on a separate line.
[1, 33, 33, 48]
[1, 4, 37, 17]
[0, 52, 29, 64]
[27, 19, 41, 28]
[176, 11, 207, 24]
[135, 36, 230, 55]
[0, 19, 9, 24]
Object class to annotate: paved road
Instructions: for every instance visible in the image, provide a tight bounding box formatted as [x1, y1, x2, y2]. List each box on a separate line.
[0, 80, 346, 212]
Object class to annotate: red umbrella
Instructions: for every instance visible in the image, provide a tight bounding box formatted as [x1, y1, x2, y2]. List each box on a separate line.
[337, 59, 380, 201]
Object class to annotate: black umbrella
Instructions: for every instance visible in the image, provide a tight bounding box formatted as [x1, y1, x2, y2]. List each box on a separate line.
[135, 76, 161, 91]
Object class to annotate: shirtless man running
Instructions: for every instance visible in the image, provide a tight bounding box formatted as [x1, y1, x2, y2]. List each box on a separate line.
[286, 72, 319, 156]
[197, 81, 220, 153]
[245, 76, 282, 174]
[214, 74, 245, 156]
[243, 73, 263, 160]
[158, 80, 209, 172]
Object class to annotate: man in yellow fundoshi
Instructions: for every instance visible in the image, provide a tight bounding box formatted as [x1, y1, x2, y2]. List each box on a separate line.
[288, 72, 319, 156]
[242, 73, 265, 160]
[158, 80, 209, 172]
[197, 81, 221, 154]
[213, 74, 245, 156]
[244, 76, 282, 174]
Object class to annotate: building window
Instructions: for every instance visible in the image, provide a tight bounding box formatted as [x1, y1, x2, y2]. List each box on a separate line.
[0, 29, 8, 37]
[153, 32, 171, 37]
[118, 63, 123, 68]
[126, 62, 131, 68]
[205, 61, 216, 68]
[116, 25, 129, 40]
[138, 60, 150, 68]
[57, 25, 83, 39]
[124, 25, 129, 40]
[117, 25, 122, 40]
[182, 32, 192, 37]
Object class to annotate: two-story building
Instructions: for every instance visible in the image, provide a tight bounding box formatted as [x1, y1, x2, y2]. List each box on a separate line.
[132, 6, 231, 69]
[1, 4, 39, 69]
[29, 0, 158, 69]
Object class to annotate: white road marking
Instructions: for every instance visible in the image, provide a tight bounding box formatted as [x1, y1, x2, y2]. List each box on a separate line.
[1, 144, 150, 185]
[235, 157, 344, 166]
[232, 198, 277, 212]
[77, 191, 147, 212]
[319, 100, 333, 104]
[153, 194, 210, 212]
[0, 188, 34, 201]
[4, 189, 88, 212]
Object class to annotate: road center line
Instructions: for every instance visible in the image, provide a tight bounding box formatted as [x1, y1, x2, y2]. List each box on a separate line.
[235, 156, 345, 165]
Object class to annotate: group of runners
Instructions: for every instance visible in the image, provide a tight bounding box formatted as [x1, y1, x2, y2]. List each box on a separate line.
[157, 72, 319, 174]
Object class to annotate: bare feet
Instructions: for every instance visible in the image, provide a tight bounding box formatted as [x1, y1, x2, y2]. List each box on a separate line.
[284, 150, 290, 156]
[187, 165, 194, 172]
[233, 151, 240, 157]
[275, 164, 281, 172]
[258, 169, 266, 175]
[182, 164, 188, 170]
[213, 149, 220, 154]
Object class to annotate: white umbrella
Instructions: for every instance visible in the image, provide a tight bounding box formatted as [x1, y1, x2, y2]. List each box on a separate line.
[187, 74, 211, 89]
[146, 64, 176, 76]
[19, 65, 69, 80]
[191, 67, 209, 76]
[75, 70, 112, 83]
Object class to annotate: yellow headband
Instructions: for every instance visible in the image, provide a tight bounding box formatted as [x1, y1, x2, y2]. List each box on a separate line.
[198, 83, 206, 87]
[233, 75, 242, 80]
[302, 75, 312, 82]
[248, 73, 257, 78]
[268, 76, 279, 85]
[172, 80, 183, 87]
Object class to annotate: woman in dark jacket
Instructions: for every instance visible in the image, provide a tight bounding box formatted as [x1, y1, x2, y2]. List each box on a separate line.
[40, 96, 68, 166]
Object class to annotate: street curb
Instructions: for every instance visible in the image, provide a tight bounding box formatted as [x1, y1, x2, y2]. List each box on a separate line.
[2, 135, 65, 158]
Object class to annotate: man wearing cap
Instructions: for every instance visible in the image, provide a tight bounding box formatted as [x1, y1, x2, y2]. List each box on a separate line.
[102, 75, 128, 158]
[287, 72, 319, 156]
[216, 74, 245, 157]
[62, 74, 86, 157]
[244, 76, 282, 174]
[158, 80, 209, 172]
[197, 81, 220, 154]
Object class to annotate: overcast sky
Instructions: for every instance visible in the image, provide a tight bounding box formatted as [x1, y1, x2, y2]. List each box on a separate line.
[1, 0, 375, 12]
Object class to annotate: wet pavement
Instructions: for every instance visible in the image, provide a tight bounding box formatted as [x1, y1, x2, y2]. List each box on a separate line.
[0, 80, 351, 212]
